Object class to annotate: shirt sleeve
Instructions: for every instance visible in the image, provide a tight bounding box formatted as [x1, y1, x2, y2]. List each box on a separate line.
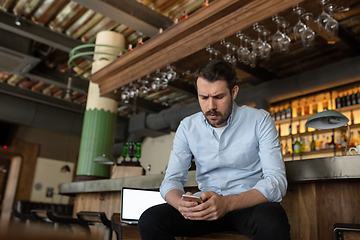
[252, 110, 288, 202]
[160, 120, 193, 200]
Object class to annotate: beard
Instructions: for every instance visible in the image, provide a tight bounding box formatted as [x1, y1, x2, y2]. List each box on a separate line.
[204, 102, 232, 128]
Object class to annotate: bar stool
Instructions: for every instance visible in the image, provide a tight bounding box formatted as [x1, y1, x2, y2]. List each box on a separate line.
[334, 223, 360, 240]
[76, 211, 113, 240]
[12, 209, 37, 223]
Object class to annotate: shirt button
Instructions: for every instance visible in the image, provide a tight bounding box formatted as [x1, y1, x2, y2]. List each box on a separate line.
[222, 190, 226, 194]
[219, 151, 222, 154]
[221, 177, 225, 180]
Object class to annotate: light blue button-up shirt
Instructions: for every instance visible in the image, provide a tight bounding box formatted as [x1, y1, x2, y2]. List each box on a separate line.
[160, 102, 287, 202]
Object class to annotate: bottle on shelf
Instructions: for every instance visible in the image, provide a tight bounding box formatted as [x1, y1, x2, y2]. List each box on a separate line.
[299, 137, 305, 153]
[296, 122, 300, 134]
[312, 98, 318, 113]
[294, 138, 300, 154]
[346, 92, 351, 106]
[351, 110, 354, 125]
[286, 103, 292, 119]
[341, 92, 346, 107]
[357, 89, 360, 104]
[281, 106, 286, 120]
[304, 100, 310, 115]
[336, 93, 342, 109]
[321, 135, 327, 150]
[304, 136, 311, 152]
[270, 107, 275, 121]
[315, 135, 322, 151]
[296, 101, 302, 117]
[275, 107, 281, 121]
[289, 123, 292, 135]
[322, 94, 329, 111]
[341, 130, 347, 148]
[351, 91, 357, 105]
[284, 141, 290, 155]
[311, 135, 316, 151]
[329, 135, 335, 149]
[349, 131, 356, 148]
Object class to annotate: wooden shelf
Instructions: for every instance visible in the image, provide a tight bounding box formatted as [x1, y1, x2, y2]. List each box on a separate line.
[283, 147, 345, 158]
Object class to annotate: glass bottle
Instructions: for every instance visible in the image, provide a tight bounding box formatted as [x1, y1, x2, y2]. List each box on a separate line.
[281, 106, 286, 120]
[286, 104, 292, 119]
[270, 107, 276, 121]
[341, 92, 346, 107]
[346, 92, 351, 106]
[351, 91, 357, 105]
[299, 137, 305, 153]
[275, 107, 281, 121]
[304, 136, 311, 152]
[136, 143, 142, 161]
[351, 110, 354, 125]
[294, 138, 300, 153]
[122, 142, 128, 161]
[329, 135, 335, 149]
[357, 89, 360, 104]
[128, 142, 135, 161]
[336, 93, 342, 109]
[311, 135, 316, 151]
[296, 102, 302, 116]
[315, 135, 322, 151]
[312, 98, 318, 113]
[322, 95, 329, 110]
[304, 100, 309, 115]
[289, 123, 292, 135]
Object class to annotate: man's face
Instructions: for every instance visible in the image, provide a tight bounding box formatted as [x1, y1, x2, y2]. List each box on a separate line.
[197, 77, 239, 128]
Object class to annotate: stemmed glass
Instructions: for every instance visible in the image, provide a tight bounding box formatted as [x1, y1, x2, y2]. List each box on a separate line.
[213, 50, 221, 59]
[139, 79, 148, 97]
[242, 36, 251, 65]
[249, 40, 257, 68]
[128, 82, 139, 98]
[293, 4, 306, 41]
[280, 21, 291, 53]
[220, 39, 232, 62]
[317, 0, 330, 31]
[252, 23, 265, 59]
[166, 65, 177, 82]
[206, 45, 214, 60]
[151, 69, 161, 91]
[272, 15, 285, 53]
[121, 86, 130, 103]
[160, 71, 168, 88]
[230, 44, 238, 66]
[236, 31, 245, 63]
[325, 3, 338, 39]
[261, 29, 272, 60]
[302, 12, 316, 48]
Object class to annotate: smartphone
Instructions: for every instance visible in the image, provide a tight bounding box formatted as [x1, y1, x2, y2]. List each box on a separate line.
[182, 194, 203, 203]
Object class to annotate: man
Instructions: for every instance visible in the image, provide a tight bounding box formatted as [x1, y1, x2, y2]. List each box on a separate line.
[138, 59, 290, 240]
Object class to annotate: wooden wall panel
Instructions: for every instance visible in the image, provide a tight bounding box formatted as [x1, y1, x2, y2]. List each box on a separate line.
[281, 184, 300, 240]
[298, 183, 317, 240]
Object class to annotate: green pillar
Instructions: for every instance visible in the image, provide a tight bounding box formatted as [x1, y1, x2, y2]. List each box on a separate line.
[75, 31, 125, 181]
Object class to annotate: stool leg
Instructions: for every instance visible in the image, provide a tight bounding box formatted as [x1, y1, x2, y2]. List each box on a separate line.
[104, 227, 112, 240]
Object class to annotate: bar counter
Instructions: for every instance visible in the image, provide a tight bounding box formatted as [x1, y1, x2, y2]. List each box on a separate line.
[59, 156, 360, 240]
[59, 156, 360, 195]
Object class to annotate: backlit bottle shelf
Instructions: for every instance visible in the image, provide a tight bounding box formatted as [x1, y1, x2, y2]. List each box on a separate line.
[283, 147, 345, 158]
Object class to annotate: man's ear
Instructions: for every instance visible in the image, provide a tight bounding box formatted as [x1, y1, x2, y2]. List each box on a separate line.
[232, 85, 239, 100]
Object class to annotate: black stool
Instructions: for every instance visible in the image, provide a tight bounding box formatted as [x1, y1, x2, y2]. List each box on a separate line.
[77, 211, 115, 240]
[334, 223, 360, 240]
[12, 209, 37, 223]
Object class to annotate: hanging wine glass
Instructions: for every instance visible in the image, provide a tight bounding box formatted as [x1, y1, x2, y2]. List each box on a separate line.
[236, 31, 245, 63]
[213, 50, 221, 59]
[302, 12, 316, 49]
[242, 36, 251, 65]
[230, 44, 238, 66]
[205, 45, 214, 60]
[252, 23, 265, 58]
[121, 86, 130, 103]
[160, 71, 168, 88]
[317, 0, 330, 32]
[249, 40, 257, 68]
[139, 79, 148, 97]
[325, 3, 338, 40]
[293, 4, 306, 41]
[280, 21, 291, 53]
[271, 15, 285, 53]
[166, 65, 177, 82]
[261, 29, 271, 60]
[129, 82, 139, 98]
[222, 41, 232, 62]
[151, 69, 161, 91]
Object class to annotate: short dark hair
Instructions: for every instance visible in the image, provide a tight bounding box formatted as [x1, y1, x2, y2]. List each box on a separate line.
[194, 59, 237, 92]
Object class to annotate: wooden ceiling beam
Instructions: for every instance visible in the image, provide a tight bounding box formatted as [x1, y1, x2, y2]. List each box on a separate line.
[92, 0, 304, 97]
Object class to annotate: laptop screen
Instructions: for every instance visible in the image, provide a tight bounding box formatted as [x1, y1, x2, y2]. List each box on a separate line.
[121, 187, 166, 224]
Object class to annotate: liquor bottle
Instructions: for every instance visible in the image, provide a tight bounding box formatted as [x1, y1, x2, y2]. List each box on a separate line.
[296, 102, 302, 116]
[312, 98, 318, 113]
[296, 122, 300, 134]
[336, 93, 342, 109]
[136, 142, 142, 161]
[278, 125, 281, 136]
[294, 138, 300, 153]
[311, 135, 316, 151]
[348, 131, 356, 148]
[315, 135, 322, 151]
[275, 107, 281, 121]
[289, 123, 292, 135]
[351, 91, 357, 105]
[281, 106, 286, 120]
[341, 130, 347, 148]
[284, 141, 289, 155]
[341, 92, 346, 107]
[329, 135, 335, 149]
[270, 107, 275, 121]
[128, 142, 135, 161]
[357, 89, 360, 104]
[351, 110, 354, 125]
[322, 95, 329, 110]
[299, 137, 305, 153]
[122, 142, 128, 161]
[304, 101, 310, 115]
[304, 136, 311, 152]
[286, 104, 292, 119]
[346, 92, 351, 106]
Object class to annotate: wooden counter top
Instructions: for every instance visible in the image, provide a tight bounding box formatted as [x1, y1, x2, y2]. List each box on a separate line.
[59, 155, 360, 195]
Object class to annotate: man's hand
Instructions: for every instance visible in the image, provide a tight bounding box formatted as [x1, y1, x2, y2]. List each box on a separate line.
[181, 191, 229, 221]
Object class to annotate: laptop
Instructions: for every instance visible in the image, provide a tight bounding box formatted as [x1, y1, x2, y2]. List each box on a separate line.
[121, 187, 166, 224]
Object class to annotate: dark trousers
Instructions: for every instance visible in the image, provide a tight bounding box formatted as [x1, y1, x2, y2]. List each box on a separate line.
[138, 202, 290, 240]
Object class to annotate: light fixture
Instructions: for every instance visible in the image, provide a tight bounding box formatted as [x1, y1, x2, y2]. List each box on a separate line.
[94, 154, 117, 165]
[306, 110, 350, 154]
[15, 14, 22, 26]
